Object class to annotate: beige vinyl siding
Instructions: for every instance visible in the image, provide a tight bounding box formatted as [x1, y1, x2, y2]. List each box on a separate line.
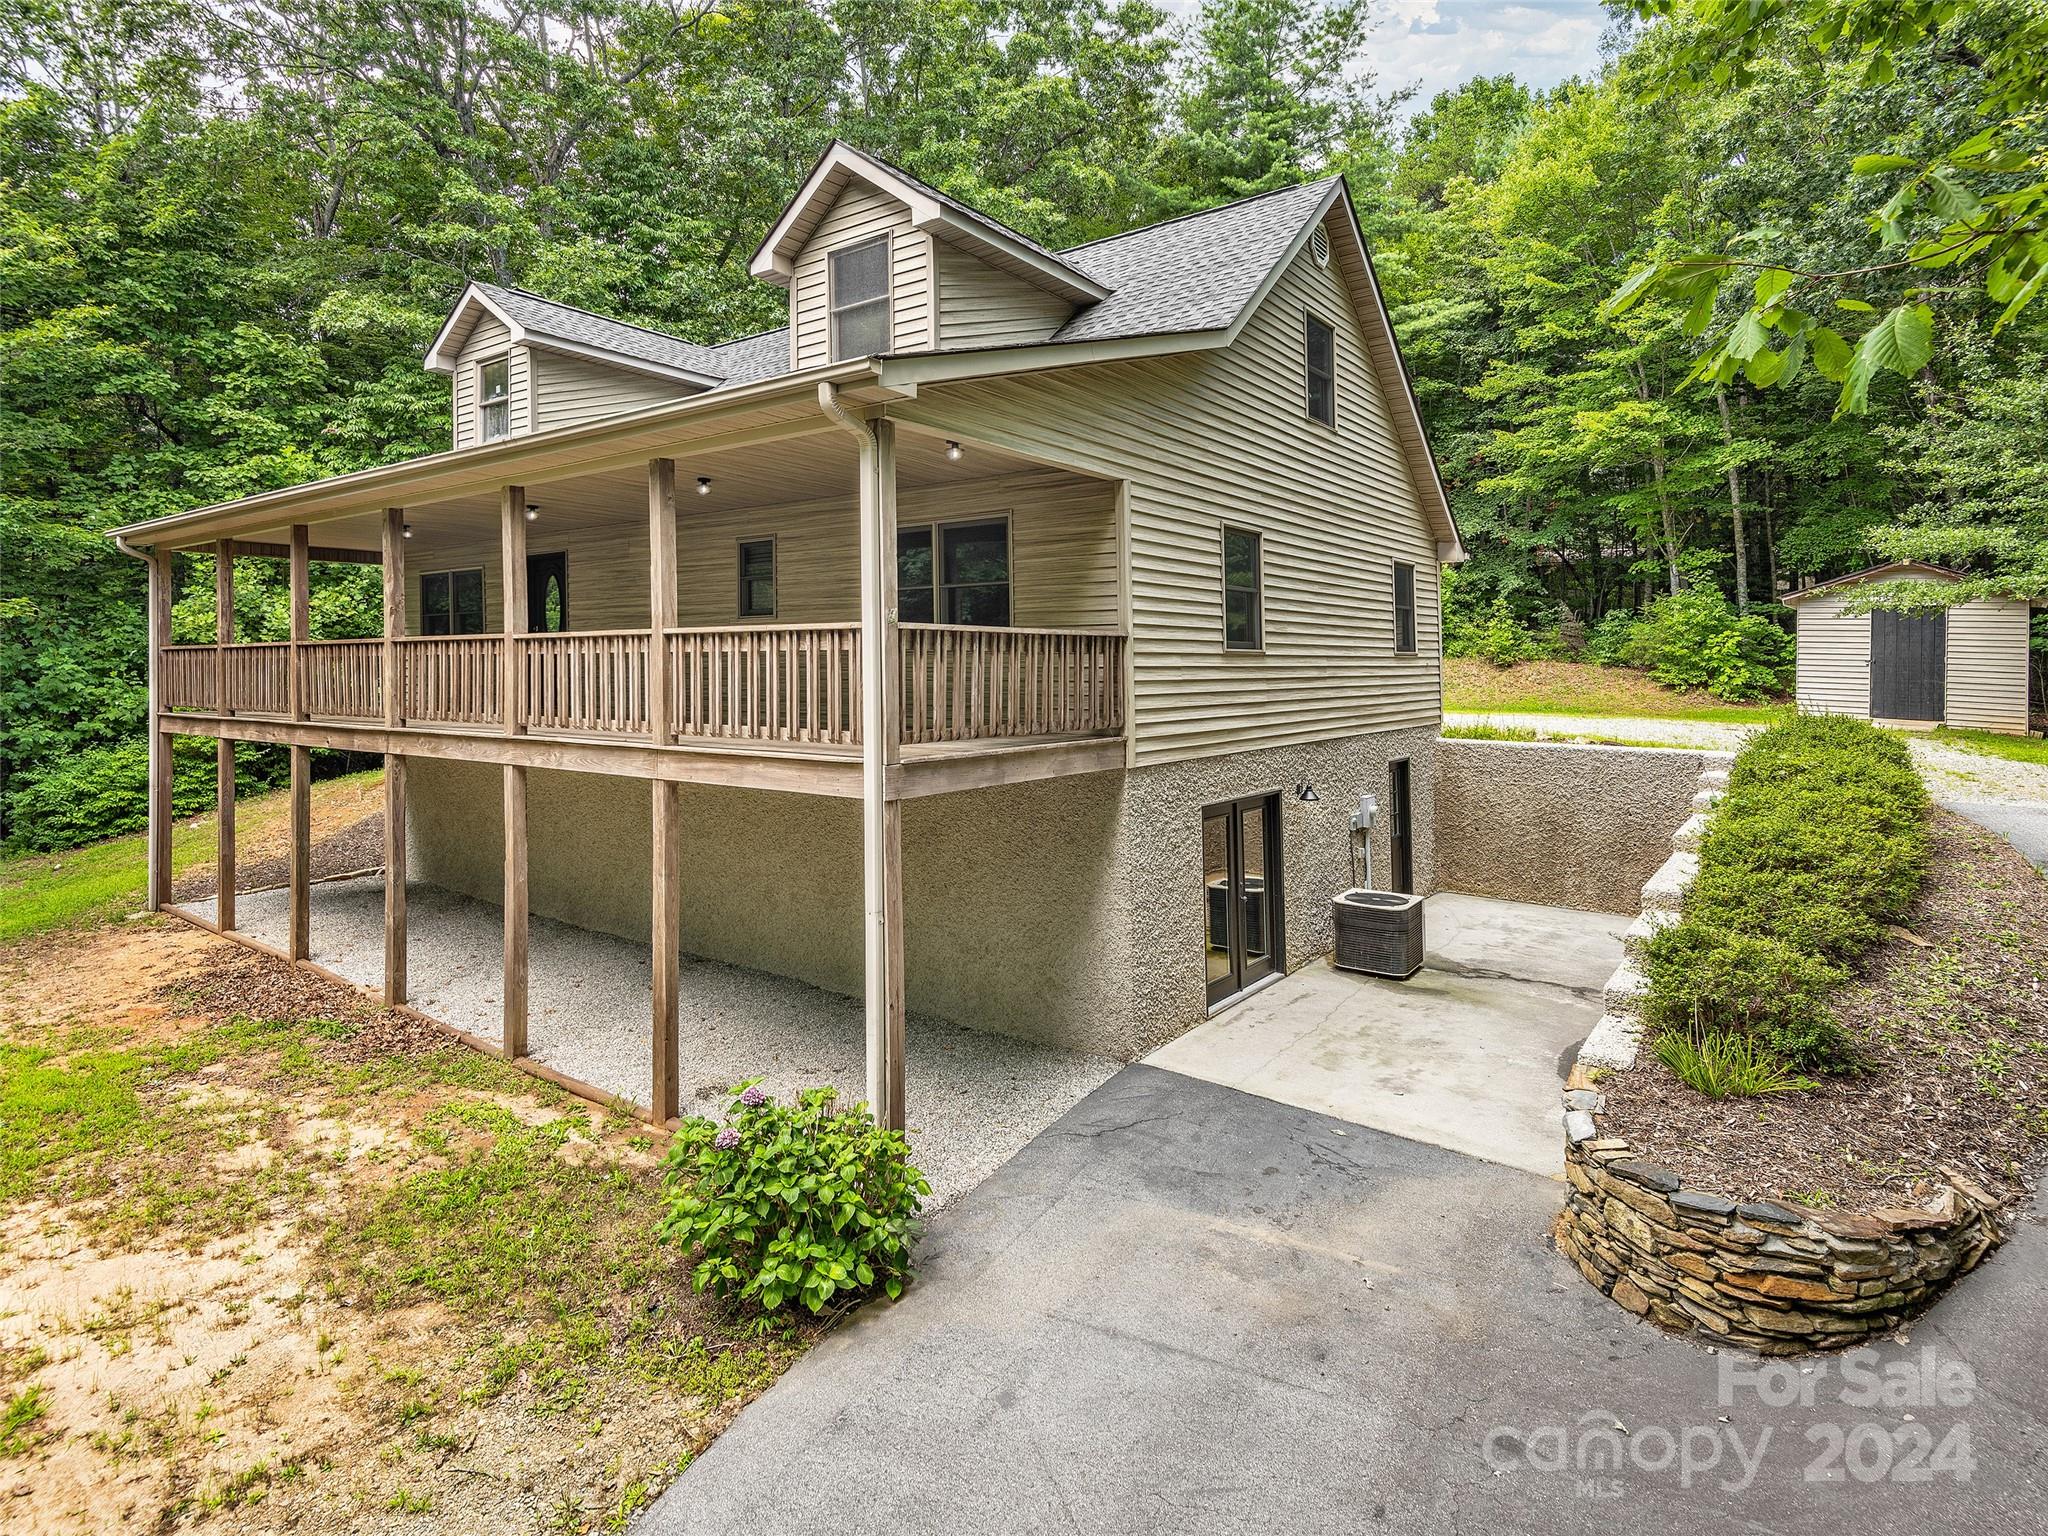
[790, 183, 931, 368]
[677, 471, 1117, 627]
[890, 220, 1445, 764]
[450, 316, 525, 450]
[400, 470, 1116, 636]
[531, 348, 693, 434]
[1793, 594, 1871, 717]
[1946, 598, 2031, 733]
[935, 242, 1072, 349]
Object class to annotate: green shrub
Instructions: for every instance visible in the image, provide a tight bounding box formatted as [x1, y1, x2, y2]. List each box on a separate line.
[656, 1082, 928, 1314]
[1627, 589, 1794, 700]
[4, 738, 295, 853]
[1643, 714, 1930, 1082]
[1584, 610, 1640, 667]
[1652, 1030, 1817, 1099]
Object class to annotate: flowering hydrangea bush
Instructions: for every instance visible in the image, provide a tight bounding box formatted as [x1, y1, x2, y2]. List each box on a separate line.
[657, 1080, 928, 1313]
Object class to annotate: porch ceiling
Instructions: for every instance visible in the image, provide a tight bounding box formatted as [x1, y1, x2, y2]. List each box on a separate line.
[223, 426, 1063, 558]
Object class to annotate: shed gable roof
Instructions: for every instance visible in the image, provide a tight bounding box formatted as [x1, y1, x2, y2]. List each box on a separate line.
[1783, 562, 1965, 604]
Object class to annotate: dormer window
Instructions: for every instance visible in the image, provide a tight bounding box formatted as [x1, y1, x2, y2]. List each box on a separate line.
[829, 236, 891, 361]
[478, 357, 511, 441]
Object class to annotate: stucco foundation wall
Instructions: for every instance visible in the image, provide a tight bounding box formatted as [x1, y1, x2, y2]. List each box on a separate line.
[1435, 739, 1710, 915]
[404, 726, 1436, 1059]
[1114, 726, 1439, 1053]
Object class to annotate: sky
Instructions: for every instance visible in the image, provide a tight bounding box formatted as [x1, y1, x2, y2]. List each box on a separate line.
[1367, 0, 1615, 117]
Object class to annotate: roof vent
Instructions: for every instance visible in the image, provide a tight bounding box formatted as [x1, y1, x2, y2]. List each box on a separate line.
[1309, 226, 1331, 268]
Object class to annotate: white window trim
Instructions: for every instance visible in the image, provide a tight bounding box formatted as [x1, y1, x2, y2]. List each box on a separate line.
[476, 355, 512, 443]
[828, 234, 893, 363]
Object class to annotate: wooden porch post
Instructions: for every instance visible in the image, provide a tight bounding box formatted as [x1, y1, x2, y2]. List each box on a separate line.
[382, 507, 407, 1005]
[145, 549, 173, 912]
[501, 486, 527, 736]
[214, 540, 236, 932]
[288, 524, 309, 722]
[648, 458, 680, 1124]
[502, 763, 528, 1060]
[857, 420, 906, 1130]
[500, 485, 529, 1058]
[288, 744, 311, 961]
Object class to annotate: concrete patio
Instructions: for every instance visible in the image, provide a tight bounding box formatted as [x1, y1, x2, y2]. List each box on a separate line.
[1146, 892, 1625, 1175]
[188, 875, 1119, 1205]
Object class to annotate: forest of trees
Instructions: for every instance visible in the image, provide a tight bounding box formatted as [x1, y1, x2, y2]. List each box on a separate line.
[3, 0, 2043, 847]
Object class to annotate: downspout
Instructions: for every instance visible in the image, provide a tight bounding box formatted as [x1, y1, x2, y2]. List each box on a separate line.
[113, 534, 168, 910]
[818, 382, 905, 1128]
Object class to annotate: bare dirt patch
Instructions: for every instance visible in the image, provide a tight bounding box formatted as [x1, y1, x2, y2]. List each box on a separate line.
[1602, 810, 2048, 1209]
[0, 920, 813, 1535]
[1443, 657, 1783, 719]
[171, 772, 387, 904]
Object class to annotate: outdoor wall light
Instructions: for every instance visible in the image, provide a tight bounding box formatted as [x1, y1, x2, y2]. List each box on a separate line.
[945, 440, 963, 461]
[696, 476, 713, 496]
[1296, 781, 1319, 803]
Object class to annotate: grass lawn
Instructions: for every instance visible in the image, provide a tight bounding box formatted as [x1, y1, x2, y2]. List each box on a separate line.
[0, 769, 383, 946]
[1441, 723, 1706, 750]
[1924, 725, 2048, 765]
[1443, 658, 1788, 724]
[0, 922, 808, 1533]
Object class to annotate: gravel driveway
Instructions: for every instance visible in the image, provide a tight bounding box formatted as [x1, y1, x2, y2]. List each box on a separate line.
[1444, 710, 2048, 802]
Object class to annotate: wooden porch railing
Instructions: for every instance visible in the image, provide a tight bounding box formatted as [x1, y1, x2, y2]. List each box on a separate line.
[667, 624, 860, 745]
[163, 624, 1124, 748]
[900, 624, 1126, 743]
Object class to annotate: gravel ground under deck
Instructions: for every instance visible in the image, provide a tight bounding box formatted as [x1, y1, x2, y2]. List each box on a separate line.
[187, 876, 1120, 1205]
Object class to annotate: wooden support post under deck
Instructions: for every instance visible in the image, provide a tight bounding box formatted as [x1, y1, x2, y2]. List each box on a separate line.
[651, 779, 681, 1124]
[288, 524, 310, 722]
[501, 485, 527, 736]
[647, 458, 680, 1123]
[288, 744, 311, 961]
[502, 764, 528, 1059]
[857, 418, 906, 1130]
[382, 507, 407, 1005]
[145, 550, 173, 911]
[215, 539, 236, 930]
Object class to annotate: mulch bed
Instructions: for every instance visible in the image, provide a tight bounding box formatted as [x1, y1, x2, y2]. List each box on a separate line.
[1600, 808, 2048, 1210]
[159, 944, 452, 1060]
[171, 809, 385, 903]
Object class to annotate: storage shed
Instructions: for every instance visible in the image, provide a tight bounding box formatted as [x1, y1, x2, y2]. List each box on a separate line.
[1785, 562, 2034, 734]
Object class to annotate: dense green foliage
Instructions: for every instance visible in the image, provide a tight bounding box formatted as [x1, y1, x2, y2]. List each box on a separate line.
[658, 1082, 927, 1313]
[3, 0, 2040, 853]
[1643, 716, 1931, 1085]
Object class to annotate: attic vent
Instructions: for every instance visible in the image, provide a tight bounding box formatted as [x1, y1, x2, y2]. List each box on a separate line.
[1309, 226, 1331, 268]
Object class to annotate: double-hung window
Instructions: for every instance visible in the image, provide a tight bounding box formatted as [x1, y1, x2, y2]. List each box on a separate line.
[738, 538, 777, 619]
[421, 568, 487, 635]
[829, 236, 891, 361]
[897, 520, 1010, 626]
[1222, 526, 1263, 650]
[1393, 561, 1417, 654]
[478, 358, 511, 442]
[1304, 313, 1335, 427]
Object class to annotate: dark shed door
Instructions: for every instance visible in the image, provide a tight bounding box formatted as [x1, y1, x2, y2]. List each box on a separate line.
[1870, 611, 1946, 721]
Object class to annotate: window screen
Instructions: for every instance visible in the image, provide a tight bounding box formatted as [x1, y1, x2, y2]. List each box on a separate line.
[422, 569, 486, 635]
[830, 236, 891, 361]
[1223, 527, 1262, 650]
[1305, 314, 1335, 427]
[739, 539, 776, 618]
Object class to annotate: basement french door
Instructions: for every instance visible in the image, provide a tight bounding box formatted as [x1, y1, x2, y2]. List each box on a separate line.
[1203, 793, 1284, 1007]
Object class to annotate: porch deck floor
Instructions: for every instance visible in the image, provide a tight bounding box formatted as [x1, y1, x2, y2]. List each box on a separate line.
[186, 875, 1119, 1206]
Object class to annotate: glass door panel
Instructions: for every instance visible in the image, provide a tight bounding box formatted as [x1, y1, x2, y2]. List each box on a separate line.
[1203, 793, 1283, 1006]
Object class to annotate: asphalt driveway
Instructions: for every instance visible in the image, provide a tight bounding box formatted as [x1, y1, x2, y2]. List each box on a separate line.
[644, 1067, 2045, 1535]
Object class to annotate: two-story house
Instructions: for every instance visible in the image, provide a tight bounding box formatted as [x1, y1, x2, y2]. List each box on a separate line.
[109, 144, 1462, 1131]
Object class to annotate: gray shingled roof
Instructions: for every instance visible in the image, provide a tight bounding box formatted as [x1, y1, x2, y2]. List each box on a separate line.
[833, 144, 1076, 270]
[474, 284, 731, 380]
[464, 176, 1333, 393]
[1050, 178, 1337, 344]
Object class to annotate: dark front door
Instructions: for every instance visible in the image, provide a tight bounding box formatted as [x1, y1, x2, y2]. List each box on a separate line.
[528, 552, 568, 633]
[1871, 611, 1945, 721]
[1203, 793, 1284, 1007]
[1387, 759, 1413, 895]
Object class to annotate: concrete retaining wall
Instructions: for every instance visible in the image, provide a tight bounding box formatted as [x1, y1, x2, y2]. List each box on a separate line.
[404, 726, 1438, 1059]
[1435, 739, 1711, 914]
